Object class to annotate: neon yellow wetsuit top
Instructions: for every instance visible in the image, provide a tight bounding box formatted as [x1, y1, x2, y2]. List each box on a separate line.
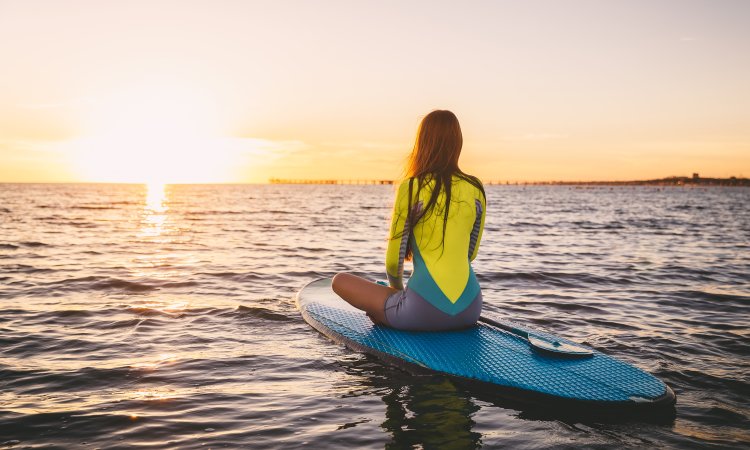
[384, 175, 486, 330]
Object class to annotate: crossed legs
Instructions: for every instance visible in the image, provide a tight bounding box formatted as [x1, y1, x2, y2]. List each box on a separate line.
[331, 273, 398, 326]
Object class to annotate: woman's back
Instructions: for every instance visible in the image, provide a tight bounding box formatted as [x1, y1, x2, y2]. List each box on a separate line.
[386, 174, 486, 318]
[332, 110, 486, 331]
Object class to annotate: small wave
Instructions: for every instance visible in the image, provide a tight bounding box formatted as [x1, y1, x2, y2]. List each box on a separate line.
[34, 217, 96, 228]
[185, 210, 245, 215]
[674, 204, 706, 211]
[20, 241, 50, 248]
[0, 308, 29, 316]
[478, 271, 634, 287]
[98, 317, 144, 329]
[123, 305, 220, 319]
[1, 334, 112, 358]
[658, 264, 727, 282]
[75, 222, 99, 228]
[34, 214, 64, 221]
[109, 200, 139, 205]
[0, 207, 10, 213]
[91, 278, 157, 292]
[586, 318, 640, 330]
[296, 246, 328, 253]
[0, 264, 55, 274]
[701, 406, 747, 425]
[198, 271, 266, 282]
[160, 281, 200, 289]
[125, 307, 180, 318]
[236, 305, 293, 322]
[0, 409, 142, 445]
[1, 365, 138, 394]
[39, 276, 201, 294]
[24, 309, 96, 326]
[220, 228, 251, 233]
[519, 300, 608, 314]
[0, 243, 19, 250]
[568, 220, 626, 230]
[53, 309, 94, 318]
[284, 271, 330, 279]
[673, 290, 749, 306]
[72, 205, 119, 210]
[44, 276, 156, 293]
[660, 368, 748, 393]
[623, 218, 672, 229]
[509, 222, 552, 228]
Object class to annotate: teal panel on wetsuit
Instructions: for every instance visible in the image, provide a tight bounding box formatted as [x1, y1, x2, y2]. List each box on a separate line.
[408, 243, 481, 316]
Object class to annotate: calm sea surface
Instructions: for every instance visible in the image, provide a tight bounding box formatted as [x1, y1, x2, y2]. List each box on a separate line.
[0, 183, 748, 449]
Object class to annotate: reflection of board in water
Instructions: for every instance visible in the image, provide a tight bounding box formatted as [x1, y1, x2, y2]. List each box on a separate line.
[380, 378, 481, 448]
[297, 278, 676, 413]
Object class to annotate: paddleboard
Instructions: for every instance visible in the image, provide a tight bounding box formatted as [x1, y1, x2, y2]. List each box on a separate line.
[296, 278, 676, 411]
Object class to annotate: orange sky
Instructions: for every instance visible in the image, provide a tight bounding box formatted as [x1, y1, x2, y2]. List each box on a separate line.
[1, 0, 749, 183]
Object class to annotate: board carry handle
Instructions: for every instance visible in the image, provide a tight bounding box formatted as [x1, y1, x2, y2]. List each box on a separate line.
[478, 316, 594, 358]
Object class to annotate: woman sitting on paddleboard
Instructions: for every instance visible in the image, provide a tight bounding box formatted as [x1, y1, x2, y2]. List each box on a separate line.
[333, 110, 486, 330]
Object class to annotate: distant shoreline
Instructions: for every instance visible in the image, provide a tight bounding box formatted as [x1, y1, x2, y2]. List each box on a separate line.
[269, 176, 749, 187]
[1, 176, 747, 186]
[487, 176, 750, 187]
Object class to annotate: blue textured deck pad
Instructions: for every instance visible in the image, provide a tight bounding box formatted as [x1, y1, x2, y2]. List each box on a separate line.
[305, 302, 666, 403]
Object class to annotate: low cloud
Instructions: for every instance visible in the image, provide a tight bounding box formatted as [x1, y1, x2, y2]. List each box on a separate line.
[17, 96, 98, 110]
[226, 137, 308, 158]
[501, 133, 569, 142]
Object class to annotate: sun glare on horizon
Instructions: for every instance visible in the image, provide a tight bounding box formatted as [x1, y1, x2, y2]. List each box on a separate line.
[70, 84, 242, 184]
[145, 182, 167, 213]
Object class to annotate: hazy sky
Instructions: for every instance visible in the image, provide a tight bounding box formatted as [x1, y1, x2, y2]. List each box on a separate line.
[1, 0, 749, 183]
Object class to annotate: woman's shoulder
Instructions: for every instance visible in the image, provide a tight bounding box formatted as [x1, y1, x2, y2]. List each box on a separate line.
[393, 178, 418, 206]
[395, 176, 432, 193]
[395, 177, 415, 194]
[453, 173, 485, 194]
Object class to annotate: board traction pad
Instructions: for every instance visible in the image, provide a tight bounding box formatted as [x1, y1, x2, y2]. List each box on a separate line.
[298, 278, 670, 405]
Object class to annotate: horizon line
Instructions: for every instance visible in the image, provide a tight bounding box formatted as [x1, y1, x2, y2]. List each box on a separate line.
[1, 174, 748, 186]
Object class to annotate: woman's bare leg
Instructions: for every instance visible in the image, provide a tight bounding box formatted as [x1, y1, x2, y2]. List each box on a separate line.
[331, 273, 398, 325]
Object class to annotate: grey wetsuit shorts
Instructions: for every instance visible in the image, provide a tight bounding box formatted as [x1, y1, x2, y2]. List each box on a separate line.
[384, 287, 482, 331]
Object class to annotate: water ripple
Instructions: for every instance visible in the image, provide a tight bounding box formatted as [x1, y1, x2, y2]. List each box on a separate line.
[0, 183, 747, 448]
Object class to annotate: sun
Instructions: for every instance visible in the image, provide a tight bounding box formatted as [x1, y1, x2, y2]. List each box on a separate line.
[71, 84, 239, 184]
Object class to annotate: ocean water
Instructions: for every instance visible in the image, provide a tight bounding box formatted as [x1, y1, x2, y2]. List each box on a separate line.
[0, 183, 748, 449]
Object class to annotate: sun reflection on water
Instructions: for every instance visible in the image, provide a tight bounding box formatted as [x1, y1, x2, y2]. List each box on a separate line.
[130, 389, 178, 402]
[145, 182, 167, 211]
[141, 182, 169, 238]
[130, 352, 179, 370]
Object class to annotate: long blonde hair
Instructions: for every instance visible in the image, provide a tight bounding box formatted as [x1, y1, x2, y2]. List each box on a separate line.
[407, 110, 464, 177]
[398, 110, 485, 259]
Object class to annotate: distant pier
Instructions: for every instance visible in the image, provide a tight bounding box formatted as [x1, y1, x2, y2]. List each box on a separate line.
[269, 178, 394, 185]
[270, 178, 525, 186]
[484, 176, 750, 187]
[269, 176, 748, 187]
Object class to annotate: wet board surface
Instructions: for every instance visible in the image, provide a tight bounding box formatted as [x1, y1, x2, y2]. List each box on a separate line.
[296, 278, 675, 409]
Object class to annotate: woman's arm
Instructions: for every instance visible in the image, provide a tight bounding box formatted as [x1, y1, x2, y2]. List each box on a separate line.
[469, 190, 486, 262]
[385, 181, 411, 290]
